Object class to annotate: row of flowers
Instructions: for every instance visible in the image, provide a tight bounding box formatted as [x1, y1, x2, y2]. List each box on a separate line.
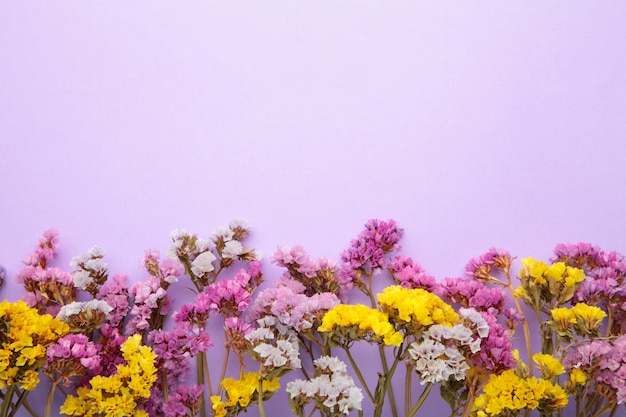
[0, 219, 625, 417]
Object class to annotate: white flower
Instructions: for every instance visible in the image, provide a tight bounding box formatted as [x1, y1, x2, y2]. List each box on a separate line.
[253, 250, 264, 261]
[222, 240, 244, 259]
[88, 245, 105, 258]
[57, 301, 83, 320]
[191, 251, 216, 276]
[56, 300, 113, 322]
[169, 228, 188, 240]
[85, 258, 107, 273]
[195, 238, 211, 252]
[212, 226, 234, 241]
[73, 270, 93, 290]
[314, 356, 347, 374]
[459, 308, 490, 338]
[167, 239, 184, 260]
[86, 299, 113, 314]
[254, 343, 288, 367]
[229, 219, 250, 230]
[245, 327, 274, 343]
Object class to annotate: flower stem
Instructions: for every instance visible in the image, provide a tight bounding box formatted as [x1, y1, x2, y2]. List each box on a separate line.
[407, 383, 432, 417]
[45, 380, 59, 417]
[344, 347, 374, 403]
[197, 352, 207, 417]
[506, 283, 534, 376]
[258, 379, 266, 417]
[405, 361, 413, 417]
[1, 385, 15, 417]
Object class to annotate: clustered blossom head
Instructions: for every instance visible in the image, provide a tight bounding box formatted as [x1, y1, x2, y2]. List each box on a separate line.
[0, 300, 70, 391]
[70, 245, 109, 296]
[516, 258, 586, 308]
[465, 248, 513, 283]
[168, 228, 216, 287]
[210, 372, 280, 417]
[128, 276, 172, 334]
[339, 219, 403, 290]
[246, 317, 302, 379]
[17, 266, 76, 315]
[286, 356, 364, 416]
[21, 228, 60, 268]
[60, 334, 158, 417]
[387, 256, 437, 291]
[318, 303, 403, 346]
[57, 300, 114, 335]
[377, 286, 459, 334]
[203, 261, 263, 317]
[471, 312, 516, 373]
[248, 277, 340, 333]
[164, 384, 204, 417]
[44, 334, 101, 386]
[471, 369, 568, 417]
[271, 245, 351, 300]
[148, 324, 212, 382]
[563, 335, 626, 404]
[408, 323, 480, 385]
[435, 277, 508, 316]
[142, 249, 183, 287]
[96, 272, 130, 331]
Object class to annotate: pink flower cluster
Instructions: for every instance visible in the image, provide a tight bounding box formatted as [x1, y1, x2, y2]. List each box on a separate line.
[271, 245, 351, 300]
[96, 272, 130, 330]
[164, 384, 204, 417]
[435, 277, 508, 314]
[45, 334, 102, 384]
[340, 219, 403, 273]
[564, 335, 626, 404]
[21, 228, 59, 268]
[464, 247, 513, 282]
[248, 277, 340, 332]
[203, 261, 262, 317]
[387, 255, 436, 291]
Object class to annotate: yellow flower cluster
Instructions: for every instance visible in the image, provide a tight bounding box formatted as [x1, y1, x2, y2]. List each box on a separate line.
[532, 353, 565, 379]
[549, 304, 606, 336]
[0, 300, 69, 390]
[517, 258, 585, 306]
[377, 286, 458, 333]
[60, 334, 157, 417]
[210, 372, 280, 417]
[472, 370, 568, 417]
[318, 304, 404, 346]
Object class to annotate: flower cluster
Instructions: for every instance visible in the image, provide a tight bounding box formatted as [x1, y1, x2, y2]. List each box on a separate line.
[287, 356, 363, 417]
[472, 369, 568, 416]
[60, 334, 158, 417]
[0, 300, 70, 391]
[210, 372, 280, 417]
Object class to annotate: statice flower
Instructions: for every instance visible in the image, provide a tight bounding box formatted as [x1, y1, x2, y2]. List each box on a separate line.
[224, 316, 254, 357]
[21, 228, 60, 268]
[147, 323, 212, 399]
[203, 261, 263, 317]
[464, 247, 513, 282]
[128, 275, 172, 334]
[271, 245, 351, 299]
[472, 312, 516, 373]
[142, 248, 184, 285]
[387, 255, 436, 291]
[248, 277, 340, 332]
[57, 299, 113, 334]
[70, 245, 108, 296]
[44, 334, 102, 385]
[338, 219, 403, 291]
[17, 266, 76, 315]
[435, 276, 507, 315]
[246, 316, 302, 378]
[96, 272, 130, 330]
[164, 384, 204, 417]
[287, 356, 363, 416]
[408, 323, 480, 384]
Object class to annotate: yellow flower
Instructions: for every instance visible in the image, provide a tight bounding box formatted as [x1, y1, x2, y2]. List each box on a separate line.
[533, 353, 565, 379]
[569, 368, 587, 386]
[550, 307, 576, 331]
[377, 286, 458, 332]
[319, 304, 404, 346]
[210, 396, 227, 417]
[571, 303, 606, 333]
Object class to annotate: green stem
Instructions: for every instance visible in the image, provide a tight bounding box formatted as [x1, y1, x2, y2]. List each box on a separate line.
[8, 388, 28, 417]
[1, 385, 15, 417]
[45, 380, 59, 417]
[408, 383, 432, 417]
[344, 347, 374, 403]
[197, 352, 207, 417]
[506, 283, 534, 376]
[405, 361, 413, 417]
[374, 346, 404, 417]
[258, 379, 266, 417]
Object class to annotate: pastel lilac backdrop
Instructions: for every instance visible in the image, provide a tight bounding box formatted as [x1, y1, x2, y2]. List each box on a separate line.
[1, 2, 626, 416]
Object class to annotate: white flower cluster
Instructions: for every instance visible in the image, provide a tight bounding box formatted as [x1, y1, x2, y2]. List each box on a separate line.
[167, 229, 217, 278]
[286, 356, 363, 416]
[57, 299, 113, 322]
[458, 308, 490, 338]
[409, 322, 483, 385]
[246, 317, 301, 373]
[70, 245, 108, 290]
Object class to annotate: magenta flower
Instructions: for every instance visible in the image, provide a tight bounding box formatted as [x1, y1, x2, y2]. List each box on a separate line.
[464, 247, 513, 282]
[387, 256, 436, 291]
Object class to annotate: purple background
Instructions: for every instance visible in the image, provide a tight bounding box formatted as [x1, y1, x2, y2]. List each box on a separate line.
[2, 2, 626, 416]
